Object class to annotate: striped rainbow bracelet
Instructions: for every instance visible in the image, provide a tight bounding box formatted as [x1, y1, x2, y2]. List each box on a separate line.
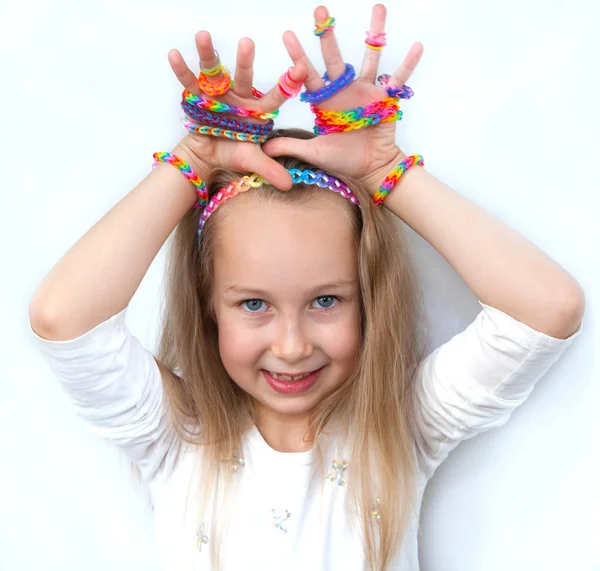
[372, 154, 424, 207]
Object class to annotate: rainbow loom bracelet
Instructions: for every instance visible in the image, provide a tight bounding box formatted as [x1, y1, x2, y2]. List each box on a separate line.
[181, 121, 269, 143]
[300, 63, 355, 104]
[365, 31, 386, 50]
[181, 101, 274, 135]
[372, 154, 424, 207]
[182, 89, 279, 120]
[197, 168, 359, 235]
[314, 17, 336, 36]
[152, 152, 208, 207]
[312, 97, 401, 134]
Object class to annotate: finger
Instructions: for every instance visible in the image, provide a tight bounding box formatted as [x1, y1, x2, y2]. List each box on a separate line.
[282, 31, 324, 92]
[389, 42, 424, 90]
[314, 5, 346, 80]
[258, 63, 308, 112]
[167, 49, 202, 96]
[195, 31, 225, 82]
[262, 136, 315, 164]
[234, 37, 255, 99]
[360, 4, 387, 83]
[250, 149, 294, 191]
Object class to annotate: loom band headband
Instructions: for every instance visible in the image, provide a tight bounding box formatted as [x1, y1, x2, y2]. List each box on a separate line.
[200, 49, 223, 76]
[365, 31, 387, 50]
[277, 68, 303, 98]
[314, 17, 336, 37]
[152, 152, 208, 207]
[300, 63, 355, 104]
[180, 102, 274, 135]
[372, 154, 424, 207]
[196, 168, 360, 236]
[181, 120, 269, 143]
[198, 68, 233, 97]
[181, 89, 279, 120]
[377, 74, 414, 100]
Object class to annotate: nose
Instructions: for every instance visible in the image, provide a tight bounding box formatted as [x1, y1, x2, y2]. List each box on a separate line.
[271, 313, 313, 364]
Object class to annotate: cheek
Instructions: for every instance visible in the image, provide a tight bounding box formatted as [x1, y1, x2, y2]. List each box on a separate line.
[317, 310, 361, 366]
[216, 315, 264, 374]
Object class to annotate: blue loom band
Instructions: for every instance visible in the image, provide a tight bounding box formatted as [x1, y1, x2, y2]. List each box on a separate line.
[300, 63, 355, 104]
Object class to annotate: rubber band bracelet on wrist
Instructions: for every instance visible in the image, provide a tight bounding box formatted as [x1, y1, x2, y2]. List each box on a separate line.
[372, 154, 424, 207]
[152, 152, 208, 207]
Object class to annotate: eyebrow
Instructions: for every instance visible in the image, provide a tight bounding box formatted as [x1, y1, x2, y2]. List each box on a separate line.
[223, 279, 358, 298]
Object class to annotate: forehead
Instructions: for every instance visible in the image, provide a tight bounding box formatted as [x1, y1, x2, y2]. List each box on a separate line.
[212, 192, 358, 292]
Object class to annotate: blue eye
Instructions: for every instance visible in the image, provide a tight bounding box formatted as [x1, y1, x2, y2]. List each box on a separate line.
[242, 299, 266, 312]
[313, 296, 337, 309]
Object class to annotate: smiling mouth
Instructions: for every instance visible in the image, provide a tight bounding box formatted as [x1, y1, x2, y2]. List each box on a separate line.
[266, 370, 317, 382]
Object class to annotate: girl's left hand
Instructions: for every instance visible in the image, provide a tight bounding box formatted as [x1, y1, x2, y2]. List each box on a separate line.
[262, 4, 423, 194]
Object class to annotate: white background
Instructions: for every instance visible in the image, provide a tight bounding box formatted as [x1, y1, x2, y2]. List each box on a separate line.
[1, 0, 598, 569]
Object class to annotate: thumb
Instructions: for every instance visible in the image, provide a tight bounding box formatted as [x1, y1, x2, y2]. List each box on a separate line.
[252, 152, 294, 191]
[262, 136, 315, 165]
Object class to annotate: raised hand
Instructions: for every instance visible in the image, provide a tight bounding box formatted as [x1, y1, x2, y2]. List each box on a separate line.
[168, 31, 307, 190]
[262, 4, 423, 192]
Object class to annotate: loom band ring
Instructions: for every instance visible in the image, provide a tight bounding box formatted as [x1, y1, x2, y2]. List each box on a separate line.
[314, 17, 336, 37]
[300, 62, 355, 104]
[198, 68, 233, 97]
[377, 74, 414, 100]
[200, 49, 223, 76]
[278, 68, 303, 98]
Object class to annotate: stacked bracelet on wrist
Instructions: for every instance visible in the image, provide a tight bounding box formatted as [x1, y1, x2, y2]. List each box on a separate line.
[152, 152, 207, 208]
[372, 154, 424, 207]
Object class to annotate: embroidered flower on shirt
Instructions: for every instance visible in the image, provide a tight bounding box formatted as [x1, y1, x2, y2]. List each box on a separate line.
[326, 459, 348, 486]
[272, 509, 291, 533]
[196, 523, 209, 551]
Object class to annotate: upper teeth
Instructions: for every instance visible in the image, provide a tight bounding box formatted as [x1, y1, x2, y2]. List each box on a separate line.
[270, 371, 312, 382]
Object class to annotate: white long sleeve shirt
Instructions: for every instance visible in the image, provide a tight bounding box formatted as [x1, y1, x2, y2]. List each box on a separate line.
[28, 301, 582, 570]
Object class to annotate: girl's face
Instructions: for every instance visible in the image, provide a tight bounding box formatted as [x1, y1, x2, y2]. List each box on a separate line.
[211, 192, 361, 421]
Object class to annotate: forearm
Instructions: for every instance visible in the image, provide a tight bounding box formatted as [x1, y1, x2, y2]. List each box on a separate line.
[29, 138, 208, 340]
[366, 156, 585, 338]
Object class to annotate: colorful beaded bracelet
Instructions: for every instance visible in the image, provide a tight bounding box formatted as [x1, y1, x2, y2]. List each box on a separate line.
[314, 17, 336, 36]
[181, 101, 274, 135]
[151, 152, 208, 207]
[372, 154, 424, 207]
[312, 97, 401, 134]
[182, 89, 279, 120]
[300, 63, 355, 104]
[197, 168, 360, 235]
[365, 31, 386, 50]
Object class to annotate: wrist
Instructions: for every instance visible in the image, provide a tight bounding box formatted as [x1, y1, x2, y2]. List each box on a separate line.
[362, 148, 408, 198]
[173, 136, 213, 181]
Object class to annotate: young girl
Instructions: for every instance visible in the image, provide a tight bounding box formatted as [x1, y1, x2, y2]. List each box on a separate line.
[28, 5, 584, 571]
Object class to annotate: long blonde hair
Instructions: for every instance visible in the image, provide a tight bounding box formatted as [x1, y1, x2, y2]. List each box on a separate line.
[143, 128, 429, 570]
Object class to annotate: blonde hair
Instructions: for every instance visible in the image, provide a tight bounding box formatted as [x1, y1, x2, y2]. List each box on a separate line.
[138, 128, 429, 570]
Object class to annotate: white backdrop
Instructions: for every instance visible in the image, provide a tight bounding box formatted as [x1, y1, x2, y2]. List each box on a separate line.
[1, 0, 598, 569]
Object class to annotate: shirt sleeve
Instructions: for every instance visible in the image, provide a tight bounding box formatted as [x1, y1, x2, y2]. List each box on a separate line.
[28, 306, 183, 486]
[411, 300, 583, 478]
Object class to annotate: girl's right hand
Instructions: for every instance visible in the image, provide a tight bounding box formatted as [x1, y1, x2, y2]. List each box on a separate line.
[168, 32, 307, 190]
